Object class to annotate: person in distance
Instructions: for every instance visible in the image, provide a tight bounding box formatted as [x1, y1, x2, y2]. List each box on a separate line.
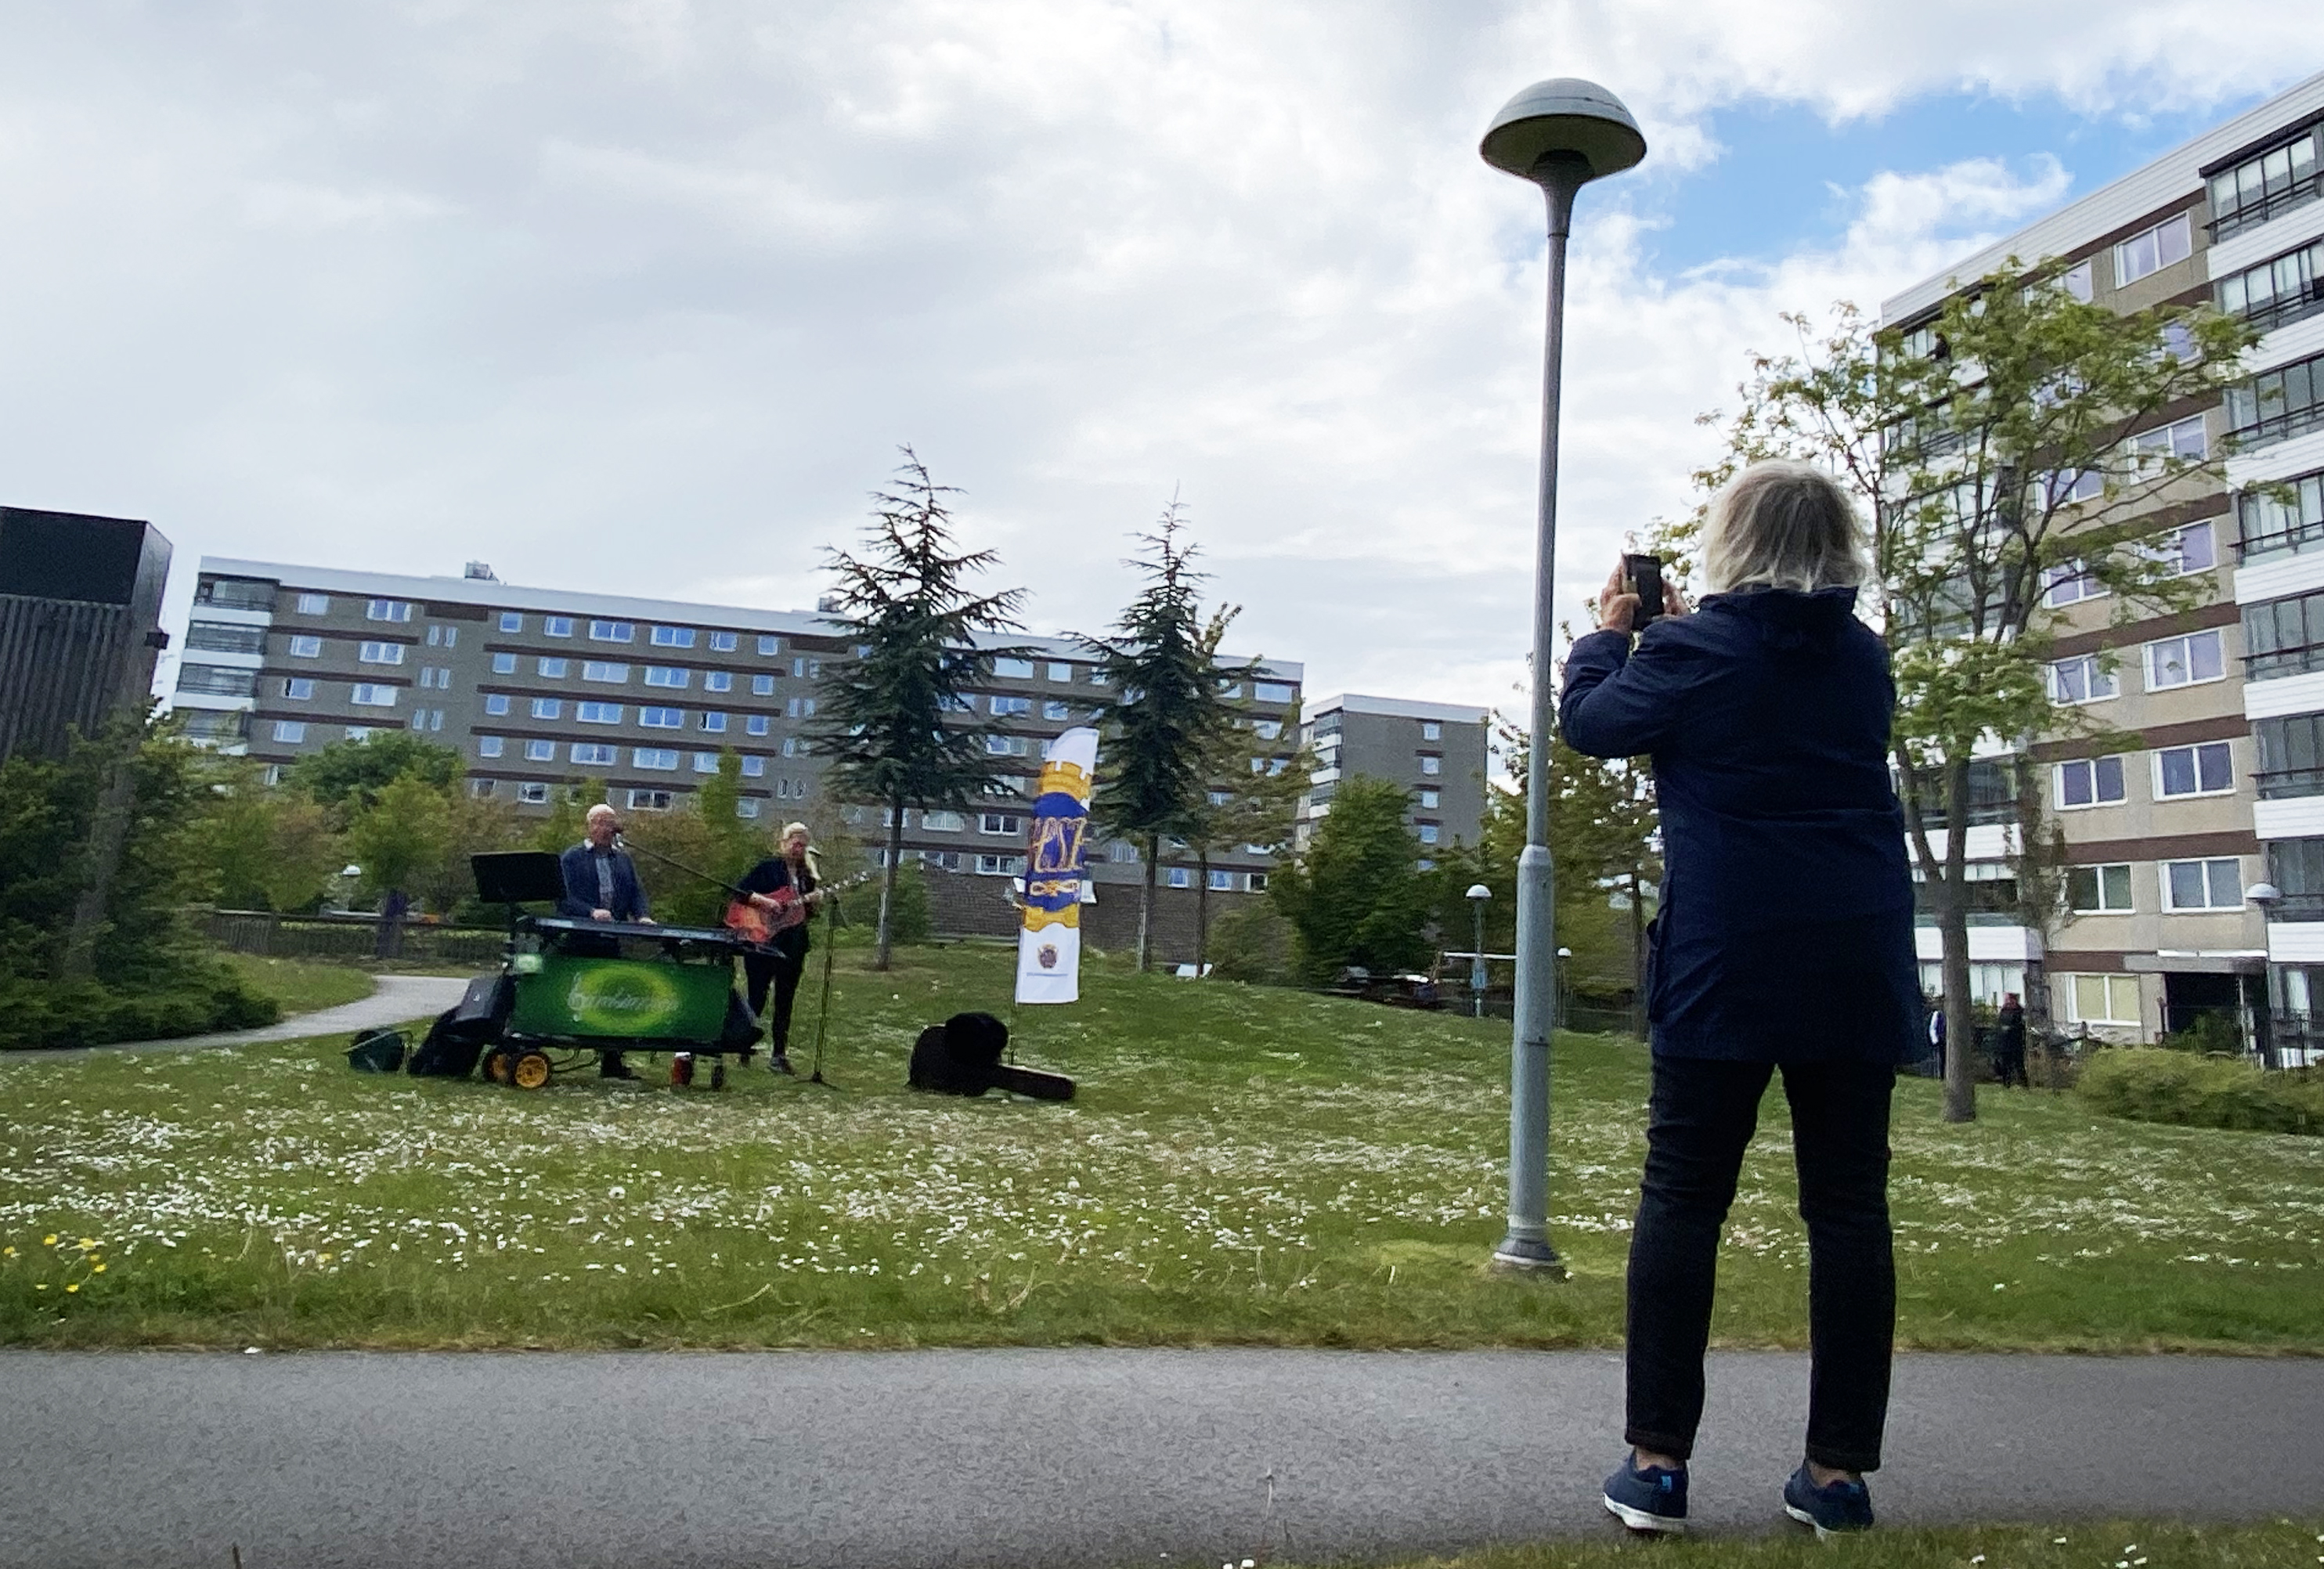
[1560, 460, 1918, 1539]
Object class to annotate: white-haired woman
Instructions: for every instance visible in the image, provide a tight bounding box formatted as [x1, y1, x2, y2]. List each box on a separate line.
[736, 821, 821, 1074]
[1561, 460, 1917, 1538]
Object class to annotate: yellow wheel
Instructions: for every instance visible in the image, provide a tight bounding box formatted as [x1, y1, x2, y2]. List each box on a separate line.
[511, 1051, 552, 1091]
[485, 1051, 511, 1084]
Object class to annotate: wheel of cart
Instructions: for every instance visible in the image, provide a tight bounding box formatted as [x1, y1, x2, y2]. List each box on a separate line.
[510, 1050, 553, 1090]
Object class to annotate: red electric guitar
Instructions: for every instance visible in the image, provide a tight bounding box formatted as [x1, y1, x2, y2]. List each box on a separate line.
[723, 870, 875, 946]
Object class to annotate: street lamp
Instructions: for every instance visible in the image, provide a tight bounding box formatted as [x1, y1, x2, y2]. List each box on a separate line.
[2249, 882, 2283, 1069]
[1481, 78, 1647, 1274]
[1466, 883, 1492, 1017]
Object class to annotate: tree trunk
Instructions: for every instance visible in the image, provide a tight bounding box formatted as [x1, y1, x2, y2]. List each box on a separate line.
[1195, 846, 1211, 976]
[873, 794, 904, 972]
[1940, 754, 1978, 1124]
[1137, 832, 1159, 973]
[2010, 754, 2056, 1082]
[59, 756, 137, 981]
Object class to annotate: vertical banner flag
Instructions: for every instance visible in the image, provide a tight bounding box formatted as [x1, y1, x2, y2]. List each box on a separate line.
[1016, 726, 1099, 1005]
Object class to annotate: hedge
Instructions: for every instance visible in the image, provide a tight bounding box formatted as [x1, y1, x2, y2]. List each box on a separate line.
[2073, 1048, 2324, 1136]
[0, 969, 279, 1051]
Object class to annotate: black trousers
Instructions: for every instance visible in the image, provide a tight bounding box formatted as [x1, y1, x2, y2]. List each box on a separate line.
[1625, 1056, 1896, 1473]
[743, 951, 805, 1053]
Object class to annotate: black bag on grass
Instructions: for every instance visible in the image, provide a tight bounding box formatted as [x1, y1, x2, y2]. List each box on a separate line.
[346, 1029, 407, 1073]
[406, 974, 512, 1078]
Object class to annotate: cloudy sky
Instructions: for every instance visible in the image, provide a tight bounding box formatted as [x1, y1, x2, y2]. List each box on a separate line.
[3, 3, 2321, 721]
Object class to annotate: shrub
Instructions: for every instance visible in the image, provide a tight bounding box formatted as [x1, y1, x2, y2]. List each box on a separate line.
[1206, 902, 1297, 986]
[882, 860, 934, 946]
[2074, 1048, 2324, 1136]
[0, 962, 280, 1051]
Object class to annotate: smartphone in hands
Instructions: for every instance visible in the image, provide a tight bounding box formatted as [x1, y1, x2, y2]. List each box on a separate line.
[1623, 553, 1665, 630]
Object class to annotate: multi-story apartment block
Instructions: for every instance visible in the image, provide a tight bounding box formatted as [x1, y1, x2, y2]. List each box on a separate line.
[171, 557, 1301, 905]
[1296, 693, 1492, 862]
[1882, 69, 2324, 1055]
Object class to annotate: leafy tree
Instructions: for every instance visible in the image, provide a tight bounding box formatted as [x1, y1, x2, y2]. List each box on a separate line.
[531, 780, 604, 855]
[1687, 267, 2253, 1120]
[345, 772, 456, 912]
[287, 731, 462, 813]
[1180, 705, 1308, 972]
[198, 757, 346, 912]
[810, 448, 1032, 969]
[1081, 501, 1250, 971]
[1268, 775, 1429, 983]
[619, 756, 774, 929]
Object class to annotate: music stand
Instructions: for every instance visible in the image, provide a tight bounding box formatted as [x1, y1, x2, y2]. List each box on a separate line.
[472, 851, 566, 954]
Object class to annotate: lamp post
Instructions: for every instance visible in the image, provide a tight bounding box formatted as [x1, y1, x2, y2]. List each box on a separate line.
[2248, 881, 2283, 1068]
[1481, 79, 1646, 1273]
[1467, 883, 1492, 1017]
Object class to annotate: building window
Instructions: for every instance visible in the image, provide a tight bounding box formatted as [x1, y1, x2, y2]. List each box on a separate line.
[2217, 237, 2324, 332]
[651, 626, 695, 647]
[424, 624, 457, 648]
[977, 853, 1026, 876]
[500, 611, 523, 633]
[1254, 681, 1294, 704]
[692, 752, 721, 774]
[590, 620, 634, 643]
[986, 734, 1033, 756]
[544, 616, 574, 638]
[2055, 756, 2127, 808]
[492, 652, 518, 674]
[627, 788, 675, 810]
[709, 630, 738, 653]
[343, 726, 374, 743]
[1418, 754, 1442, 776]
[1218, 681, 1243, 699]
[2065, 972, 2142, 1026]
[483, 694, 511, 716]
[583, 661, 629, 683]
[745, 715, 770, 737]
[2113, 212, 2192, 288]
[358, 641, 406, 665]
[2145, 630, 2224, 691]
[185, 621, 268, 655]
[2227, 349, 2324, 448]
[2046, 654, 2117, 704]
[2244, 585, 2324, 678]
[787, 697, 817, 718]
[1047, 661, 1075, 682]
[1167, 867, 1192, 888]
[1422, 720, 1442, 741]
[641, 706, 684, 728]
[643, 665, 690, 688]
[752, 675, 776, 696]
[1088, 669, 1110, 687]
[1108, 841, 1140, 862]
[705, 670, 733, 693]
[2238, 471, 2324, 563]
[2041, 560, 2106, 606]
[2067, 864, 2135, 913]
[2209, 127, 2320, 240]
[758, 635, 781, 656]
[294, 592, 329, 615]
[477, 735, 504, 758]
[1042, 699, 1072, 720]
[525, 739, 555, 762]
[2058, 259, 2093, 302]
[2154, 519, 2217, 577]
[2131, 414, 2207, 467]
[350, 684, 399, 708]
[980, 812, 1023, 835]
[2163, 857, 2243, 911]
[417, 666, 450, 689]
[282, 677, 315, 701]
[283, 634, 322, 658]
[701, 712, 728, 733]
[2256, 712, 2324, 799]
[578, 702, 622, 724]
[735, 798, 760, 819]
[1247, 871, 1268, 892]
[633, 748, 679, 771]
[1207, 869, 1234, 890]
[572, 742, 618, 766]
[922, 810, 965, 831]
[741, 756, 766, 777]
[366, 598, 413, 622]
[2156, 741, 2235, 798]
[992, 656, 1035, 678]
[271, 720, 307, 744]
[517, 781, 551, 805]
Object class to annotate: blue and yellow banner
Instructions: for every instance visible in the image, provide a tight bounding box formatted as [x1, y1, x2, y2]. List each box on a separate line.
[1016, 727, 1099, 1005]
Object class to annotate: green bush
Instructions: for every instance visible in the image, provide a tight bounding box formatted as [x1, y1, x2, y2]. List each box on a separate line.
[2074, 1048, 2324, 1136]
[1206, 901, 1297, 986]
[0, 965, 280, 1051]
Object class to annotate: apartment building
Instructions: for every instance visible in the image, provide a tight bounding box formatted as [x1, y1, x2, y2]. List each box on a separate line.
[1296, 693, 1492, 862]
[1881, 69, 2324, 1054]
[170, 557, 1301, 898]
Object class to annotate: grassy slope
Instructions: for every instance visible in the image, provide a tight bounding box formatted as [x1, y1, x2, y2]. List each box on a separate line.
[216, 952, 377, 1016]
[1359, 1520, 2324, 1569]
[2, 944, 2319, 1350]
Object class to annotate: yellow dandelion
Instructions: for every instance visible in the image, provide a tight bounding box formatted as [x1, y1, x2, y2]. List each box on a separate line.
[42, 1235, 58, 1247]
[65, 1282, 80, 1293]
[92, 1264, 106, 1275]
[77, 1239, 96, 1250]
[2, 1245, 15, 1257]
[34, 1283, 48, 1291]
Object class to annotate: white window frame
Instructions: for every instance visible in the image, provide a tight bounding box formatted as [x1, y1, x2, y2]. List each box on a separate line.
[296, 592, 329, 615]
[1047, 662, 1075, 682]
[2144, 629, 2225, 691]
[2153, 740, 2236, 799]
[741, 756, 767, 777]
[753, 676, 777, 696]
[589, 620, 635, 643]
[272, 720, 306, 744]
[705, 671, 733, 693]
[1418, 754, 1442, 776]
[476, 735, 503, 758]
[2042, 560, 2107, 606]
[709, 630, 738, 652]
[2113, 211, 2192, 288]
[492, 653, 518, 674]
[644, 665, 690, 688]
[358, 641, 406, 665]
[2160, 857, 2244, 911]
[980, 812, 1023, 836]
[537, 657, 568, 678]
[632, 748, 680, 771]
[483, 694, 511, 716]
[524, 739, 555, 763]
[544, 616, 574, 638]
[517, 782, 552, 805]
[650, 626, 695, 647]
[366, 598, 413, 622]
[2067, 862, 2135, 914]
[701, 712, 728, 733]
[2064, 972, 2142, 1026]
[1254, 681, 1294, 704]
[640, 707, 684, 729]
[349, 684, 399, 708]
[287, 635, 323, 658]
[500, 611, 523, 633]
[282, 677, 315, 701]
[2053, 755, 2127, 810]
[582, 661, 630, 684]
[1422, 721, 1442, 741]
[572, 742, 618, 766]
[577, 702, 623, 725]
[2047, 655, 2118, 705]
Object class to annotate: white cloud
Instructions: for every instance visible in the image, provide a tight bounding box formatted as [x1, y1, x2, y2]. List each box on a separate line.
[0, 2, 2315, 720]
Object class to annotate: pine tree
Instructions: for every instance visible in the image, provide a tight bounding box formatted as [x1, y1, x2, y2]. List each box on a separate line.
[810, 448, 1030, 969]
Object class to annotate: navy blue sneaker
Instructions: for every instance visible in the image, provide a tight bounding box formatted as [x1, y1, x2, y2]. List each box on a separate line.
[1782, 1463, 1873, 1537]
[1602, 1454, 1687, 1534]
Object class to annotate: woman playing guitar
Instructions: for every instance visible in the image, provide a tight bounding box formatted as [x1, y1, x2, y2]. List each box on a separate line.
[734, 822, 821, 1074]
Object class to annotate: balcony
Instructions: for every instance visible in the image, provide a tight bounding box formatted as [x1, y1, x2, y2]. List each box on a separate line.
[2210, 174, 2322, 243]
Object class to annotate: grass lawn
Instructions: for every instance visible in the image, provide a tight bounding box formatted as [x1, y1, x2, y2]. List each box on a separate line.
[2, 943, 2319, 1351]
[217, 951, 377, 1016]
[1359, 1520, 2324, 1569]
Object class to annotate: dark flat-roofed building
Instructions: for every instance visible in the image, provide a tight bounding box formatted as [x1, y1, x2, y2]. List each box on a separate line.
[0, 507, 171, 762]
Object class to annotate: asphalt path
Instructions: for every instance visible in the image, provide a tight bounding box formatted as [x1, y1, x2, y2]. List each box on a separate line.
[5, 1348, 2320, 1568]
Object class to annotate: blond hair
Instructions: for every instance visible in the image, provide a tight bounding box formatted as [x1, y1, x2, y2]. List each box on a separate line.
[1700, 460, 1869, 596]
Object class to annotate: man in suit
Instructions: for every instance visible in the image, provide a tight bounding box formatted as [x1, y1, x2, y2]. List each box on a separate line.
[557, 803, 655, 1079]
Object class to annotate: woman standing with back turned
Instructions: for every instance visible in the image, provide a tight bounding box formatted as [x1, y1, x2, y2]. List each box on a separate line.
[1560, 461, 1918, 1538]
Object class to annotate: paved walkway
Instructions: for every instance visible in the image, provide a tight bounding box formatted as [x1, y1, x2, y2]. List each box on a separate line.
[65, 974, 472, 1055]
[5, 1348, 2319, 1568]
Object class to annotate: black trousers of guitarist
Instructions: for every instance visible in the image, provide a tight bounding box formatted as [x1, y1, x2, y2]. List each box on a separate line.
[738, 850, 815, 1070]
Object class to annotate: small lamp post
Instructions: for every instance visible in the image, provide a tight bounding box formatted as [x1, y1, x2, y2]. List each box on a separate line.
[1481, 78, 1647, 1274]
[1466, 883, 1492, 1017]
[2249, 881, 2283, 1068]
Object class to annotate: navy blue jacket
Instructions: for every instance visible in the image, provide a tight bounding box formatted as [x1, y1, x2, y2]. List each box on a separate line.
[557, 842, 651, 923]
[1558, 586, 1918, 1064]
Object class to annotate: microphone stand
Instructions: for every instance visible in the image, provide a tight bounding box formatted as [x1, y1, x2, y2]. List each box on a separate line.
[806, 891, 843, 1088]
